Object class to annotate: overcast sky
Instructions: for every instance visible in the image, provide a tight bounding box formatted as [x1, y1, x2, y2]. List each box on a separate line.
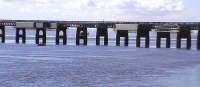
[0, 0, 199, 22]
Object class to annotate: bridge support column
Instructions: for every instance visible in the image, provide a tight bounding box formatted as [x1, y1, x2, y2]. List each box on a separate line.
[176, 25, 191, 49]
[197, 30, 200, 50]
[116, 30, 129, 46]
[36, 28, 46, 45]
[76, 26, 87, 45]
[56, 25, 67, 45]
[96, 24, 108, 46]
[16, 28, 26, 44]
[136, 24, 151, 48]
[0, 26, 5, 43]
[156, 32, 170, 48]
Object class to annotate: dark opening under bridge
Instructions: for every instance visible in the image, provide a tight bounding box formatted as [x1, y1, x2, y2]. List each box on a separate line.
[0, 20, 200, 49]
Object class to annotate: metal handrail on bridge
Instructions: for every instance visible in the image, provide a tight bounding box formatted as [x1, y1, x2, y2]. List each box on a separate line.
[0, 20, 200, 29]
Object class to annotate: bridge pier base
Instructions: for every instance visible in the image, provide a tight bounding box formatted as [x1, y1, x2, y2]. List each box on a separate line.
[76, 26, 87, 45]
[36, 28, 46, 45]
[176, 25, 191, 49]
[136, 24, 151, 48]
[96, 24, 108, 46]
[0, 26, 5, 43]
[156, 32, 171, 48]
[136, 35, 149, 48]
[116, 30, 128, 46]
[16, 28, 26, 44]
[56, 28, 67, 45]
[197, 30, 200, 50]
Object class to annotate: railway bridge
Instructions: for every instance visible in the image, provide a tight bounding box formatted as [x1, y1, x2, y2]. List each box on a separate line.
[0, 20, 200, 49]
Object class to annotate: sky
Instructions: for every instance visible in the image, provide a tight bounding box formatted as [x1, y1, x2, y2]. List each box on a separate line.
[0, 0, 199, 22]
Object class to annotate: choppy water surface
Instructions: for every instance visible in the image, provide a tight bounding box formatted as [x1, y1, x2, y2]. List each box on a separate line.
[0, 27, 200, 87]
[0, 45, 200, 87]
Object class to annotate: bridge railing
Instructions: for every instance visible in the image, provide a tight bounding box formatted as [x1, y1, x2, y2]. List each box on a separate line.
[0, 20, 200, 30]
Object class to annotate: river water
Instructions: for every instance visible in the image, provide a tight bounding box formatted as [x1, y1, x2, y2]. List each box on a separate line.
[0, 27, 200, 87]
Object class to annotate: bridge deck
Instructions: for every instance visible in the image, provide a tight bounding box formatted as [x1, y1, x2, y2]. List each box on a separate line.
[0, 20, 199, 49]
[0, 20, 199, 31]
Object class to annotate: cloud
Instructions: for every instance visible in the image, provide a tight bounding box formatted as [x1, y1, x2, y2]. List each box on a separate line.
[83, 0, 186, 21]
[85, 0, 184, 15]
[134, 0, 184, 11]
[0, 0, 198, 22]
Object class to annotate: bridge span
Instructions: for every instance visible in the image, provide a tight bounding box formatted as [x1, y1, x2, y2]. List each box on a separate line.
[0, 20, 200, 49]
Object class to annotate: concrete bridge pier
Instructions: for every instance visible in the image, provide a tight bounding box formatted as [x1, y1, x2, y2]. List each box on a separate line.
[156, 32, 171, 48]
[16, 28, 26, 44]
[76, 25, 88, 45]
[56, 24, 67, 45]
[96, 24, 108, 46]
[136, 24, 151, 48]
[0, 26, 5, 43]
[36, 28, 46, 45]
[197, 30, 200, 50]
[116, 30, 129, 46]
[176, 25, 191, 49]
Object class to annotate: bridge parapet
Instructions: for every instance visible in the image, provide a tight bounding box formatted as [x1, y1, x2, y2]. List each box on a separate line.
[0, 20, 199, 30]
[154, 24, 179, 31]
[114, 24, 138, 31]
[16, 22, 35, 29]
